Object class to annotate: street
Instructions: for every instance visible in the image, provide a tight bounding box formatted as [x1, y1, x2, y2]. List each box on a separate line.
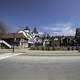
[0, 55, 80, 80]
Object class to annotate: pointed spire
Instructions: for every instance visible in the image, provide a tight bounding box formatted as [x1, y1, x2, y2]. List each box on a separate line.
[32, 27, 38, 34]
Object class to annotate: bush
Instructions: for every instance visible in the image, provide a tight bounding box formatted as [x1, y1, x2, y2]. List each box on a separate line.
[78, 48, 80, 52]
[38, 46, 44, 50]
[35, 47, 39, 50]
[30, 46, 56, 51]
[30, 47, 35, 50]
[49, 46, 55, 50]
[47, 47, 50, 50]
[71, 46, 74, 50]
[67, 46, 70, 50]
[76, 46, 79, 50]
[45, 47, 50, 50]
[52, 46, 55, 50]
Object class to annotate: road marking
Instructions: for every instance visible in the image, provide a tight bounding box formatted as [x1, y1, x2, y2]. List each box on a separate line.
[0, 53, 23, 60]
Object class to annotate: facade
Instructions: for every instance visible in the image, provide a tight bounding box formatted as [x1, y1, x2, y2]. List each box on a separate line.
[0, 33, 28, 48]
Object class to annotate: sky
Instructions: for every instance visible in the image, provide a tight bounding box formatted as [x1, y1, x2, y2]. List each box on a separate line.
[0, 0, 80, 35]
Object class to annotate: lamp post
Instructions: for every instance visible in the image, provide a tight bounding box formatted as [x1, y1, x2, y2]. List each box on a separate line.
[12, 33, 16, 53]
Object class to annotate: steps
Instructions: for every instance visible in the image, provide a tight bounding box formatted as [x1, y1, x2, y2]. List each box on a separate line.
[0, 40, 12, 48]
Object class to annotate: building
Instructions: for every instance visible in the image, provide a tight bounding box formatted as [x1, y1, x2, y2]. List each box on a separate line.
[0, 27, 80, 49]
[0, 33, 28, 48]
[75, 28, 80, 45]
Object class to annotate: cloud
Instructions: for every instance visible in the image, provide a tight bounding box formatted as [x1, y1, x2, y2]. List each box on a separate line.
[38, 32, 44, 35]
[43, 22, 75, 36]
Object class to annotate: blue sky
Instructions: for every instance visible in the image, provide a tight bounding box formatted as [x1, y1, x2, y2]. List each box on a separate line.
[0, 0, 80, 35]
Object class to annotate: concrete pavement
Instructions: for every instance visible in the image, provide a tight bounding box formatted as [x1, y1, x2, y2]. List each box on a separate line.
[0, 56, 80, 80]
[19, 50, 80, 56]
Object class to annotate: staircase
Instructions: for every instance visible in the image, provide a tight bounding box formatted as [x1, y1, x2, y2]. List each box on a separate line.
[0, 40, 12, 48]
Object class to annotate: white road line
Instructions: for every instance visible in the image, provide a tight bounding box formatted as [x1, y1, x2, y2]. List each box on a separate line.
[0, 53, 23, 60]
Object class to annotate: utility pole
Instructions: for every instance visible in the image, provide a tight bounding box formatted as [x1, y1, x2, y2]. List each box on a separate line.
[12, 33, 15, 53]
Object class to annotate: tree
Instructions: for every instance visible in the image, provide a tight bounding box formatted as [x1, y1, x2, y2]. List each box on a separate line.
[0, 22, 9, 35]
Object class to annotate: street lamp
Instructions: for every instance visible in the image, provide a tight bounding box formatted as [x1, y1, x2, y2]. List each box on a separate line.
[12, 33, 16, 53]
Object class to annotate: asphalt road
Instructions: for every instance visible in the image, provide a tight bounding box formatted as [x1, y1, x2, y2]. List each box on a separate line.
[0, 55, 80, 80]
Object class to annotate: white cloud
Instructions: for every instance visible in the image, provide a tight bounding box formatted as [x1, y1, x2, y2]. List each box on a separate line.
[43, 22, 75, 36]
[38, 32, 44, 35]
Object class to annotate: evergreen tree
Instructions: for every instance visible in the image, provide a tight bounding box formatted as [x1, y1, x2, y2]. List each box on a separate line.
[0, 22, 8, 35]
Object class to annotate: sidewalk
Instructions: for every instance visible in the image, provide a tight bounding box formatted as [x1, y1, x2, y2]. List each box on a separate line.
[17, 49, 80, 56]
[0, 49, 80, 58]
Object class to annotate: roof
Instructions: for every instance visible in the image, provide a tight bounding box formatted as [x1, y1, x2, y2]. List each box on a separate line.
[0, 33, 28, 39]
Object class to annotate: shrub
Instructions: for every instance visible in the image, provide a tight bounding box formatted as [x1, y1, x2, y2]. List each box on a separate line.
[67, 46, 70, 50]
[52, 46, 55, 50]
[76, 46, 79, 50]
[78, 48, 80, 52]
[71, 46, 74, 50]
[38, 46, 43, 50]
[50, 47, 53, 51]
[45, 47, 49, 50]
[35, 47, 39, 50]
[30, 47, 35, 50]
